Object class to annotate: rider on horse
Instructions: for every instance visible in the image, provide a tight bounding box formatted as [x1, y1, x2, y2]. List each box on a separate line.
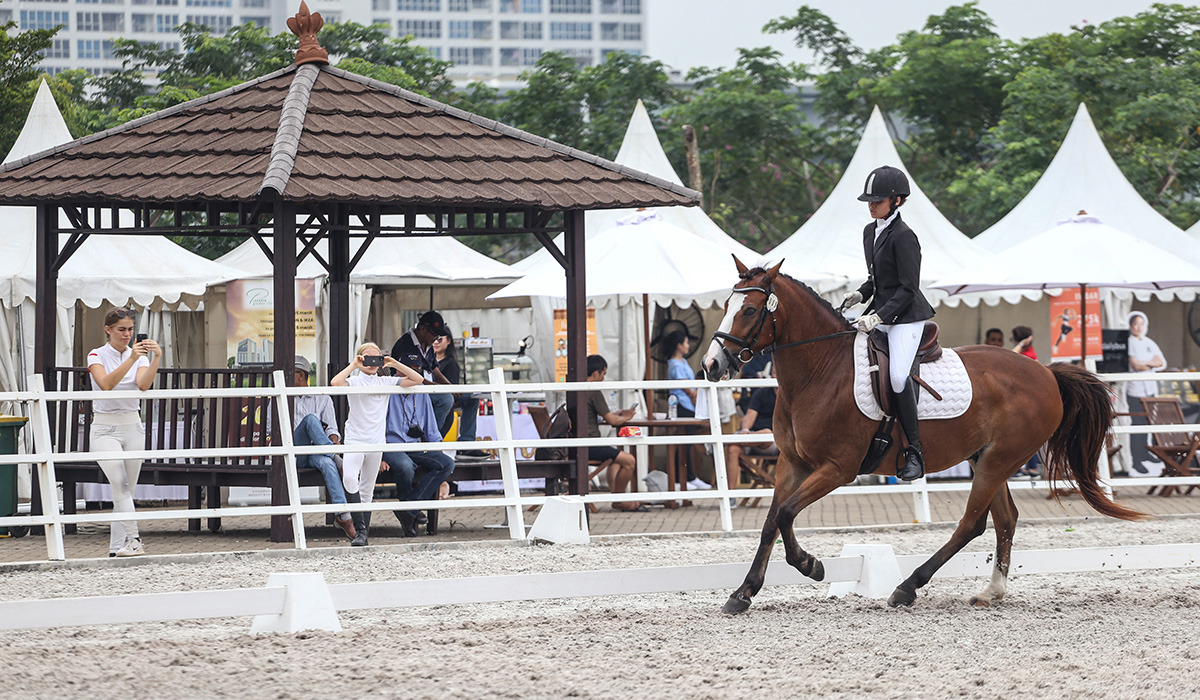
[839, 165, 934, 481]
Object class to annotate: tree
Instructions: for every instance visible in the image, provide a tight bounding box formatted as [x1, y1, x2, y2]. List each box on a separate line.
[0, 12, 58, 157]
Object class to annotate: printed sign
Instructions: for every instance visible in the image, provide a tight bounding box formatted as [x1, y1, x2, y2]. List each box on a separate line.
[552, 308, 598, 382]
[226, 278, 318, 368]
[1049, 287, 1102, 361]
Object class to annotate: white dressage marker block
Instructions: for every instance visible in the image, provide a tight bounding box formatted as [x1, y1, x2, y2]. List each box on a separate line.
[527, 496, 590, 544]
[827, 544, 902, 599]
[251, 573, 342, 634]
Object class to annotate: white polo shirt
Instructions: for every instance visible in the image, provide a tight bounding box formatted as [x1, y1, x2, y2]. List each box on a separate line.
[344, 373, 404, 445]
[87, 343, 149, 414]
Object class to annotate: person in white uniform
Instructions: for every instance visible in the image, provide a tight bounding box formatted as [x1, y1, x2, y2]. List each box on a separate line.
[87, 307, 161, 557]
[839, 165, 936, 481]
[331, 342, 424, 546]
[1126, 310, 1165, 401]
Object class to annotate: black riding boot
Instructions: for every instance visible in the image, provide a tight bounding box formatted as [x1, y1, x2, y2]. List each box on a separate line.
[347, 493, 369, 547]
[892, 381, 926, 481]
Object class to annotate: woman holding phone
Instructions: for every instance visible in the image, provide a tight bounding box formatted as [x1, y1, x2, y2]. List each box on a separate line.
[332, 342, 423, 546]
[87, 307, 161, 557]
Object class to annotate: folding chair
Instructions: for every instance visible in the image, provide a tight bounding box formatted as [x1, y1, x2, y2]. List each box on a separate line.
[1139, 396, 1200, 497]
[737, 452, 778, 508]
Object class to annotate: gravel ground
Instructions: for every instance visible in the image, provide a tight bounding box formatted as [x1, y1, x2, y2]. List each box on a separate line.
[2, 517, 1199, 700]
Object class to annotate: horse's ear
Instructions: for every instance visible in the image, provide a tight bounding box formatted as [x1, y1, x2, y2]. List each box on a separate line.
[733, 255, 749, 276]
[765, 259, 785, 281]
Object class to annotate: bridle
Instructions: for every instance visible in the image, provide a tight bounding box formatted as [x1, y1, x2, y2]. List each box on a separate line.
[710, 276, 855, 373]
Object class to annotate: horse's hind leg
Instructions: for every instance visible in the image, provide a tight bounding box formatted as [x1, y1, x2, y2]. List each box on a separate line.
[888, 474, 1002, 608]
[970, 482, 1018, 607]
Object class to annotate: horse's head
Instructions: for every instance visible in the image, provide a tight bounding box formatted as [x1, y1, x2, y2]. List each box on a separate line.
[703, 257, 785, 382]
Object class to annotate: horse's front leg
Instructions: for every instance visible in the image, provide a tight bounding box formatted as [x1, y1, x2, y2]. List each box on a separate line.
[775, 466, 849, 582]
[721, 501, 781, 615]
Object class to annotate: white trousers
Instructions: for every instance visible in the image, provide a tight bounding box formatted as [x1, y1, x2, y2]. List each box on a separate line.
[90, 413, 143, 553]
[342, 450, 382, 503]
[878, 321, 925, 393]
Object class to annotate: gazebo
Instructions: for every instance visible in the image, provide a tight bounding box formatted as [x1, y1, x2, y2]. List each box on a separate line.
[0, 4, 699, 539]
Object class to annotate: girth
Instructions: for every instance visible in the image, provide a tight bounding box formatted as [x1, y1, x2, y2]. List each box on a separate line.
[866, 322, 944, 416]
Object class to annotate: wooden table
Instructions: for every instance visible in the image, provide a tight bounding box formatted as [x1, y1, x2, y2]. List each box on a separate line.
[623, 418, 710, 507]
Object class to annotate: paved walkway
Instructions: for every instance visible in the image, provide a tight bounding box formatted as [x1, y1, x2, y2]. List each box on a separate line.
[4, 481, 1197, 565]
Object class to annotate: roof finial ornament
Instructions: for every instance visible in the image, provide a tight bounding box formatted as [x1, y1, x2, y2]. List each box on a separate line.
[288, 2, 328, 66]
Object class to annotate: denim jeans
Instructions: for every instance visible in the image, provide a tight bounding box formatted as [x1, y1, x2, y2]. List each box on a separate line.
[455, 394, 479, 442]
[430, 393, 454, 437]
[293, 413, 347, 506]
[380, 446, 455, 502]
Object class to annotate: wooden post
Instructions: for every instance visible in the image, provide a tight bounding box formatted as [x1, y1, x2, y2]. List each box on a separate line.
[31, 204, 59, 526]
[682, 125, 703, 206]
[271, 200, 297, 543]
[563, 210, 589, 496]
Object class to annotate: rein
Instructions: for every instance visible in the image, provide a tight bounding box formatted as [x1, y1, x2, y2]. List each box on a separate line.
[712, 279, 855, 370]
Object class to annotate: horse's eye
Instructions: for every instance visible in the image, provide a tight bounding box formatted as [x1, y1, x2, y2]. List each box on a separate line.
[743, 307, 757, 317]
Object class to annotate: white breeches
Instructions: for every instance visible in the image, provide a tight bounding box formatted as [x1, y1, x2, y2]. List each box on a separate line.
[342, 450, 382, 503]
[878, 321, 925, 393]
[90, 413, 143, 552]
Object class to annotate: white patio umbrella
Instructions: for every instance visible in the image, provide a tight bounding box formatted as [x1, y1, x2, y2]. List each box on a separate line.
[931, 214, 1200, 358]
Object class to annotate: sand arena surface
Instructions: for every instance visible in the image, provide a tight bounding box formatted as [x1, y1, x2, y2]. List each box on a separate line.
[2, 517, 1199, 699]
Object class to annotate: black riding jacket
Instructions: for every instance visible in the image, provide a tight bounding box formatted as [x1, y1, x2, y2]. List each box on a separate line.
[854, 212, 935, 325]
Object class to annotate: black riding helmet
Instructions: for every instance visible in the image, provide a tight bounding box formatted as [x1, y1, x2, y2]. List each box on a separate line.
[857, 165, 911, 202]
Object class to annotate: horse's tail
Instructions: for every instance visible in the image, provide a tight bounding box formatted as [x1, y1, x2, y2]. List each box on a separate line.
[1045, 363, 1147, 521]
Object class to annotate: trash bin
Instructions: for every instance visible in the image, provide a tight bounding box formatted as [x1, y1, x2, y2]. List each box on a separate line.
[0, 415, 29, 538]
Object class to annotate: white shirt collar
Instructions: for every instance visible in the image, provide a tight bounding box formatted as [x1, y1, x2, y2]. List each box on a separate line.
[874, 210, 899, 237]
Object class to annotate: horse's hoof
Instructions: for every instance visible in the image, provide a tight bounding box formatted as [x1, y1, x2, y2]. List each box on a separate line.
[806, 558, 825, 582]
[968, 595, 994, 608]
[722, 592, 752, 615]
[888, 588, 916, 608]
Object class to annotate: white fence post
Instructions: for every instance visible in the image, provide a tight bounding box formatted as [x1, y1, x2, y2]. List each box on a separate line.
[707, 382, 733, 531]
[912, 476, 931, 524]
[488, 368, 526, 540]
[28, 377, 65, 561]
[271, 370, 307, 550]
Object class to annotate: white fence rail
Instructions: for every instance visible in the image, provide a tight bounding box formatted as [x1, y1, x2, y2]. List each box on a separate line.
[2, 541, 1196, 633]
[1, 367, 1199, 561]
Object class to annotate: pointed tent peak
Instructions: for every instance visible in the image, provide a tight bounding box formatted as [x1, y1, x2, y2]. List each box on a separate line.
[612, 99, 684, 187]
[3, 79, 74, 165]
[288, 2, 328, 66]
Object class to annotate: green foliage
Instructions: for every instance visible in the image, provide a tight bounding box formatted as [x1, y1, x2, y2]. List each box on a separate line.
[0, 11, 58, 157]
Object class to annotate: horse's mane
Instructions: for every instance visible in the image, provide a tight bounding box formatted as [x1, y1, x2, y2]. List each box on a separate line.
[741, 266, 852, 329]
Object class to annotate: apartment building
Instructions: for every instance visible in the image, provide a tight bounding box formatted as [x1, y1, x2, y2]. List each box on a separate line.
[2, 0, 648, 84]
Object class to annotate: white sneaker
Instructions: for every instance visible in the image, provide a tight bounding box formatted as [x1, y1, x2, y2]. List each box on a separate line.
[115, 537, 145, 557]
[728, 498, 739, 509]
[687, 478, 713, 490]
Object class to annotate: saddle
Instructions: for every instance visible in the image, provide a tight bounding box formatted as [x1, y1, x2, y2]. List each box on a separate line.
[866, 322, 944, 417]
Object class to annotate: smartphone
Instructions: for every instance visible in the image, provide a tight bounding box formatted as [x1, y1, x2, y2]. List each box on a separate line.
[362, 355, 385, 367]
[135, 334, 148, 343]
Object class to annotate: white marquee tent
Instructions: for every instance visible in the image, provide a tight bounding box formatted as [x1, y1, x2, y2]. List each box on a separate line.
[768, 106, 1024, 309]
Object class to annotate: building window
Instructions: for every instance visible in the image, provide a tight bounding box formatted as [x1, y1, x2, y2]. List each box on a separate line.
[157, 40, 181, 51]
[242, 15, 270, 27]
[449, 47, 470, 65]
[398, 19, 440, 38]
[549, 0, 589, 13]
[41, 39, 71, 59]
[447, 0, 468, 10]
[471, 20, 491, 39]
[0, 9, 10, 25]
[78, 0, 100, 4]
[550, 21, 590, 40]
[622, 0, 638, 12]
[20, 10, 69, 30]
[78, 39, 102, 59]
[522, 47, 542, 64]
[102, 0, 126, 4]
[102, 12, 124, 30]
[448, 19, 468, 38]
[132, 13, 151, 31]
[472, 47, 492, 65]
[500, 47, 520, 66]
[186, 0, 231, 5]
[397, 0, 439, 9]
[522, 20, 541, 39]
[500, 20, 519, 39]
[600, 21, 616, 40]
[76, 11, 101, 30]
[522, 0, 541, 10]
[156, 13, 178, 31]
[622, 21, 639, 40]
[242, 0, 268, 6]
[156, 0, 178, 5]
[187, 14, 233, 33]
[558, 47, 592, 66]
[599, 0, 616, 12]
[472, 0, 492, 9]
[372, 0, 388, 10]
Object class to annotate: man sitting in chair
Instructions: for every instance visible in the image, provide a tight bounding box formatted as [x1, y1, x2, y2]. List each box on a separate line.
[725, 362, 779, 506]
[579, 354, 645, 512]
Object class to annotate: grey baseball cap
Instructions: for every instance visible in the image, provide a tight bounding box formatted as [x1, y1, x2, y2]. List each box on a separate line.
[294, 355, 312, 374]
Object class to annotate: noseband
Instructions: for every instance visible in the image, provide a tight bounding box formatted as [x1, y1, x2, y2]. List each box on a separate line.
[711, 278, 855, 373]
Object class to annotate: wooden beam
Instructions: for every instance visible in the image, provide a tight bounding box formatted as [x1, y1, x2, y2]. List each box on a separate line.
[270, 199, 297, 543]
[563, 209, 589, 496]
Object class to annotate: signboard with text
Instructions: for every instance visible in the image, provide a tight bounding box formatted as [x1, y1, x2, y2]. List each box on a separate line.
[553, 308, 598, 382]
[226, 278, 318, 368]
[1049, 287, 1102, 361]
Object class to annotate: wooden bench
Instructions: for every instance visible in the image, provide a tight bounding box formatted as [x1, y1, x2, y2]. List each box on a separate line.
[45, 367, 329, 533]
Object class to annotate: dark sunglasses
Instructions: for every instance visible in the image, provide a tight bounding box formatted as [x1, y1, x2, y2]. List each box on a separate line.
[112, 308, 132, 319]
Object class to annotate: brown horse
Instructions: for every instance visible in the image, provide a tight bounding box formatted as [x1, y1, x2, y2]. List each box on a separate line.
[703, 259, 1145, 612]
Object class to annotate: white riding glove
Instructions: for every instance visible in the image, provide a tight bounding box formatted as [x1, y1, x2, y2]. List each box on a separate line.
[839, 291, 863, 312]
[855, 313, 882, 333]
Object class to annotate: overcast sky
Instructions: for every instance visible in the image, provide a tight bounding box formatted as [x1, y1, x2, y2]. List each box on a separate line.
[645, 0, 1166, 74]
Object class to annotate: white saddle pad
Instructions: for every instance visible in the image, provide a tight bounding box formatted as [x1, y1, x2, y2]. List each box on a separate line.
[853, 332, 973, 421]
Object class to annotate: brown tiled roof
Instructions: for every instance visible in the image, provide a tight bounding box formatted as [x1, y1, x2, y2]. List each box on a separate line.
[0, 64, 699, 210]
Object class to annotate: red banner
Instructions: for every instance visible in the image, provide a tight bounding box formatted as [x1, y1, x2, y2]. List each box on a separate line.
[1049, 287, 1102, 361]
